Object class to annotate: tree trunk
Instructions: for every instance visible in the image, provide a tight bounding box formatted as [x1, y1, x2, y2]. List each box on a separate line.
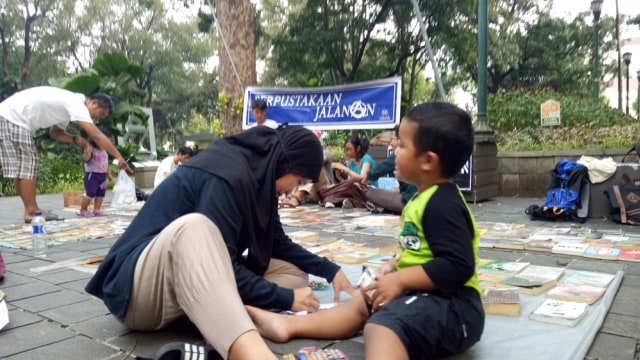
[616, 0, 622, 110]
[215, 0, 256, 135]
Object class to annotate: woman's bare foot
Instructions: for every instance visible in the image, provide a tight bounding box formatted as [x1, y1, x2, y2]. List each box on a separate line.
[245, 306, 292, 343]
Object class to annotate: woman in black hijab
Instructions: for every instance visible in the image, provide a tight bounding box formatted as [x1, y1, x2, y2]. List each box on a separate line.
[86, 125, 355, 359]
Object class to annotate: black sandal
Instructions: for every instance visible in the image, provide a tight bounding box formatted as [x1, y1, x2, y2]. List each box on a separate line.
[152, 342, 222, 360]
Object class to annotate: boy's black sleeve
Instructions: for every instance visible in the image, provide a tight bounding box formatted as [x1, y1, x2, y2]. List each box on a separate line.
[420, 185, 476, 292]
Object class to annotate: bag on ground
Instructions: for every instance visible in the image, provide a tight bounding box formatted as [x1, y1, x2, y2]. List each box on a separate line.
[525, 159, 590, 223]
[603, 173, 640, 225]
[112, 170, 137, 208]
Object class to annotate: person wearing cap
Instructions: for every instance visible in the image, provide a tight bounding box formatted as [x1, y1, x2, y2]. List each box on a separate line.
[0, 86, 128, 223]
[86, 125, 355, 359]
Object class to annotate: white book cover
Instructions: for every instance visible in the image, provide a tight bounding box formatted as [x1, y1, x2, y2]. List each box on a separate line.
[529, 299, 589, 326]
[551, 242, 589, 256]
[513, 265, 565, 282]
[562, 271, 615, 288]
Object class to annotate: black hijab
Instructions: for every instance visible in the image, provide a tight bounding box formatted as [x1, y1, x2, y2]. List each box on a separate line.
[183, 125, 323, 274]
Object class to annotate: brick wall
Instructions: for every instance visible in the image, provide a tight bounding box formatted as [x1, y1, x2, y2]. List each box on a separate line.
[497, 148, 634, 197]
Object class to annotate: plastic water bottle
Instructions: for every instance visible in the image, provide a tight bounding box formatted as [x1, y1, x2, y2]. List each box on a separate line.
[31, 211, 47, 258]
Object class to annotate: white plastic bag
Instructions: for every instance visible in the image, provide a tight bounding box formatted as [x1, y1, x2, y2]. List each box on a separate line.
[112, 170, 137, 208]
[576, 156, 617, 184]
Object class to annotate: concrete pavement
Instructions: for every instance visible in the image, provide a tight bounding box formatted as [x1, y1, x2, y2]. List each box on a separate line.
[0, 192, 638, 359]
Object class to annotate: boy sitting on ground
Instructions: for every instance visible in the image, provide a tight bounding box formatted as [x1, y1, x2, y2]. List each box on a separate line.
[248, 101, 485, 359]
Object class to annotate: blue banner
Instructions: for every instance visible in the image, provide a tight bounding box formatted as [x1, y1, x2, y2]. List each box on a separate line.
[243, 77, 401, 130]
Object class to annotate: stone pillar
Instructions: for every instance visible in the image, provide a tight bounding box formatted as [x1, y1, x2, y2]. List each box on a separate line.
[463, 140, 499, 203]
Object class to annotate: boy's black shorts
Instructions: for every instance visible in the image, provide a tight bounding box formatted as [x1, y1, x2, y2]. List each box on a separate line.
[366, 286, 484, 359]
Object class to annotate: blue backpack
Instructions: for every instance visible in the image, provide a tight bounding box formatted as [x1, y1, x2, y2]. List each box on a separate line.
[525, 159, 589, 222]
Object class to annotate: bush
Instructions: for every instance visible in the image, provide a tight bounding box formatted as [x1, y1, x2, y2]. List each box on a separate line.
[488, 87, 639, 151]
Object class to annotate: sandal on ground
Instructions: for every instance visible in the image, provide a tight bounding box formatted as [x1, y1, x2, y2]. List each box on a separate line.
[281, 347, 348, 359]
[279, 202, 297, 209]
[153, 342, 222, 360]
[93, 210, 106, 216]
[76, 210, 94, 218]
[24, 212, 65, 224]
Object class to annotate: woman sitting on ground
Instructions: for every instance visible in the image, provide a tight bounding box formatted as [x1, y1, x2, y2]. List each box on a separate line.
[316, 135, 377, 208]
[85, 125, 355, 360]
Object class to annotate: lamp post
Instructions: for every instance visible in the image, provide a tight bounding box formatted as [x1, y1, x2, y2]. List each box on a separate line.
[591, 0, 603, 100]
[475, 0, 493, 137]
[623, 52, 631, 115]
[637, 70, 640, 119]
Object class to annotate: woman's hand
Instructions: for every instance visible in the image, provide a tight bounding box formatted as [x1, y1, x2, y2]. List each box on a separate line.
[291, 287, 320, 313]
[331, 269, 356, 304]
[331, 162, 347, 172]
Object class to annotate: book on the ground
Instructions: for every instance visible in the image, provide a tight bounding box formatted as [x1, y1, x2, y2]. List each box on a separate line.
[288, 230, 320, 242]
[546, 282, 606, 304]
[525, 239, 557, 252]
[614, 239, 640, 250]
[477, 260, 530, 276]
[583, 246, 621, 260]
[479, 237, 497, 248]
[365, 253, 395, 268]
[529, 299, 589, 327]
[562, 271, 615, 288]
[333, 249, 380, 264]
[493, 238, 530, 250]
[480, 287, 521, 317]
[551, 242, 589, 256]
[618, 249, 640, 262]
[501, 265, 565, 295]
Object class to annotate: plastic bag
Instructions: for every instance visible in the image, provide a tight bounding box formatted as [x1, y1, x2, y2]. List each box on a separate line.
[112, 170, 137, 208]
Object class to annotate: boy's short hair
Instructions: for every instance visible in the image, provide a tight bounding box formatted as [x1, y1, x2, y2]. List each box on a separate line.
[405, 102, 473, 178]
[177, 146, 194, 156]
[251, 98, 268, 110]
[88, 93, 114, 115]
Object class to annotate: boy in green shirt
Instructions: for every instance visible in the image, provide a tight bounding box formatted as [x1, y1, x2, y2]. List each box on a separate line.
[248, 102, 484, 359]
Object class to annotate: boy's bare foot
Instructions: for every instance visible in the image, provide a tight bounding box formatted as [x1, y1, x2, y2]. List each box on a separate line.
[245, 305, 292, 343]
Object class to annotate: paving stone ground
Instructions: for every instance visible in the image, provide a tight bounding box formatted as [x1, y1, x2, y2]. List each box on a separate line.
[0, 192, 638, 359]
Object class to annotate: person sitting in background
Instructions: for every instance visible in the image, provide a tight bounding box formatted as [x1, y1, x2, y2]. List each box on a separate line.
[279, 130, 335, 207]
[153, 146, 193, 189]
[250, 99, 278, 129]
[360, 124, 417, 214]
[318, 135, 376, 208]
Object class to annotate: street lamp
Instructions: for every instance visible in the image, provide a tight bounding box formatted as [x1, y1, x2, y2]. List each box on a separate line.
[591, 0, 603, 100]
[623, 52, 631, 115]
[636, 70, 640, 119]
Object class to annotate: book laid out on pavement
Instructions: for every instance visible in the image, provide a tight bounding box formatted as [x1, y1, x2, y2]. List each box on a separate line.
[501, 265, 565, 295]
[545, 282, 606, 304]
[528, 299, 589, 327]
[614, 239, 640, 250]
[493, 238, 530, 250]
[618, 249, 640, 262]
[333, 249, 381, 264]
[364, 253, 395, 268]
[551, 242, 589, 256]
[481, 287, 521, 317]
[582, 246, 621, 260]
[524, 239, 557, 252]
[561, 271, 615, 288]
[288, 230, 320, 242]
[477, 260, 530, 276]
